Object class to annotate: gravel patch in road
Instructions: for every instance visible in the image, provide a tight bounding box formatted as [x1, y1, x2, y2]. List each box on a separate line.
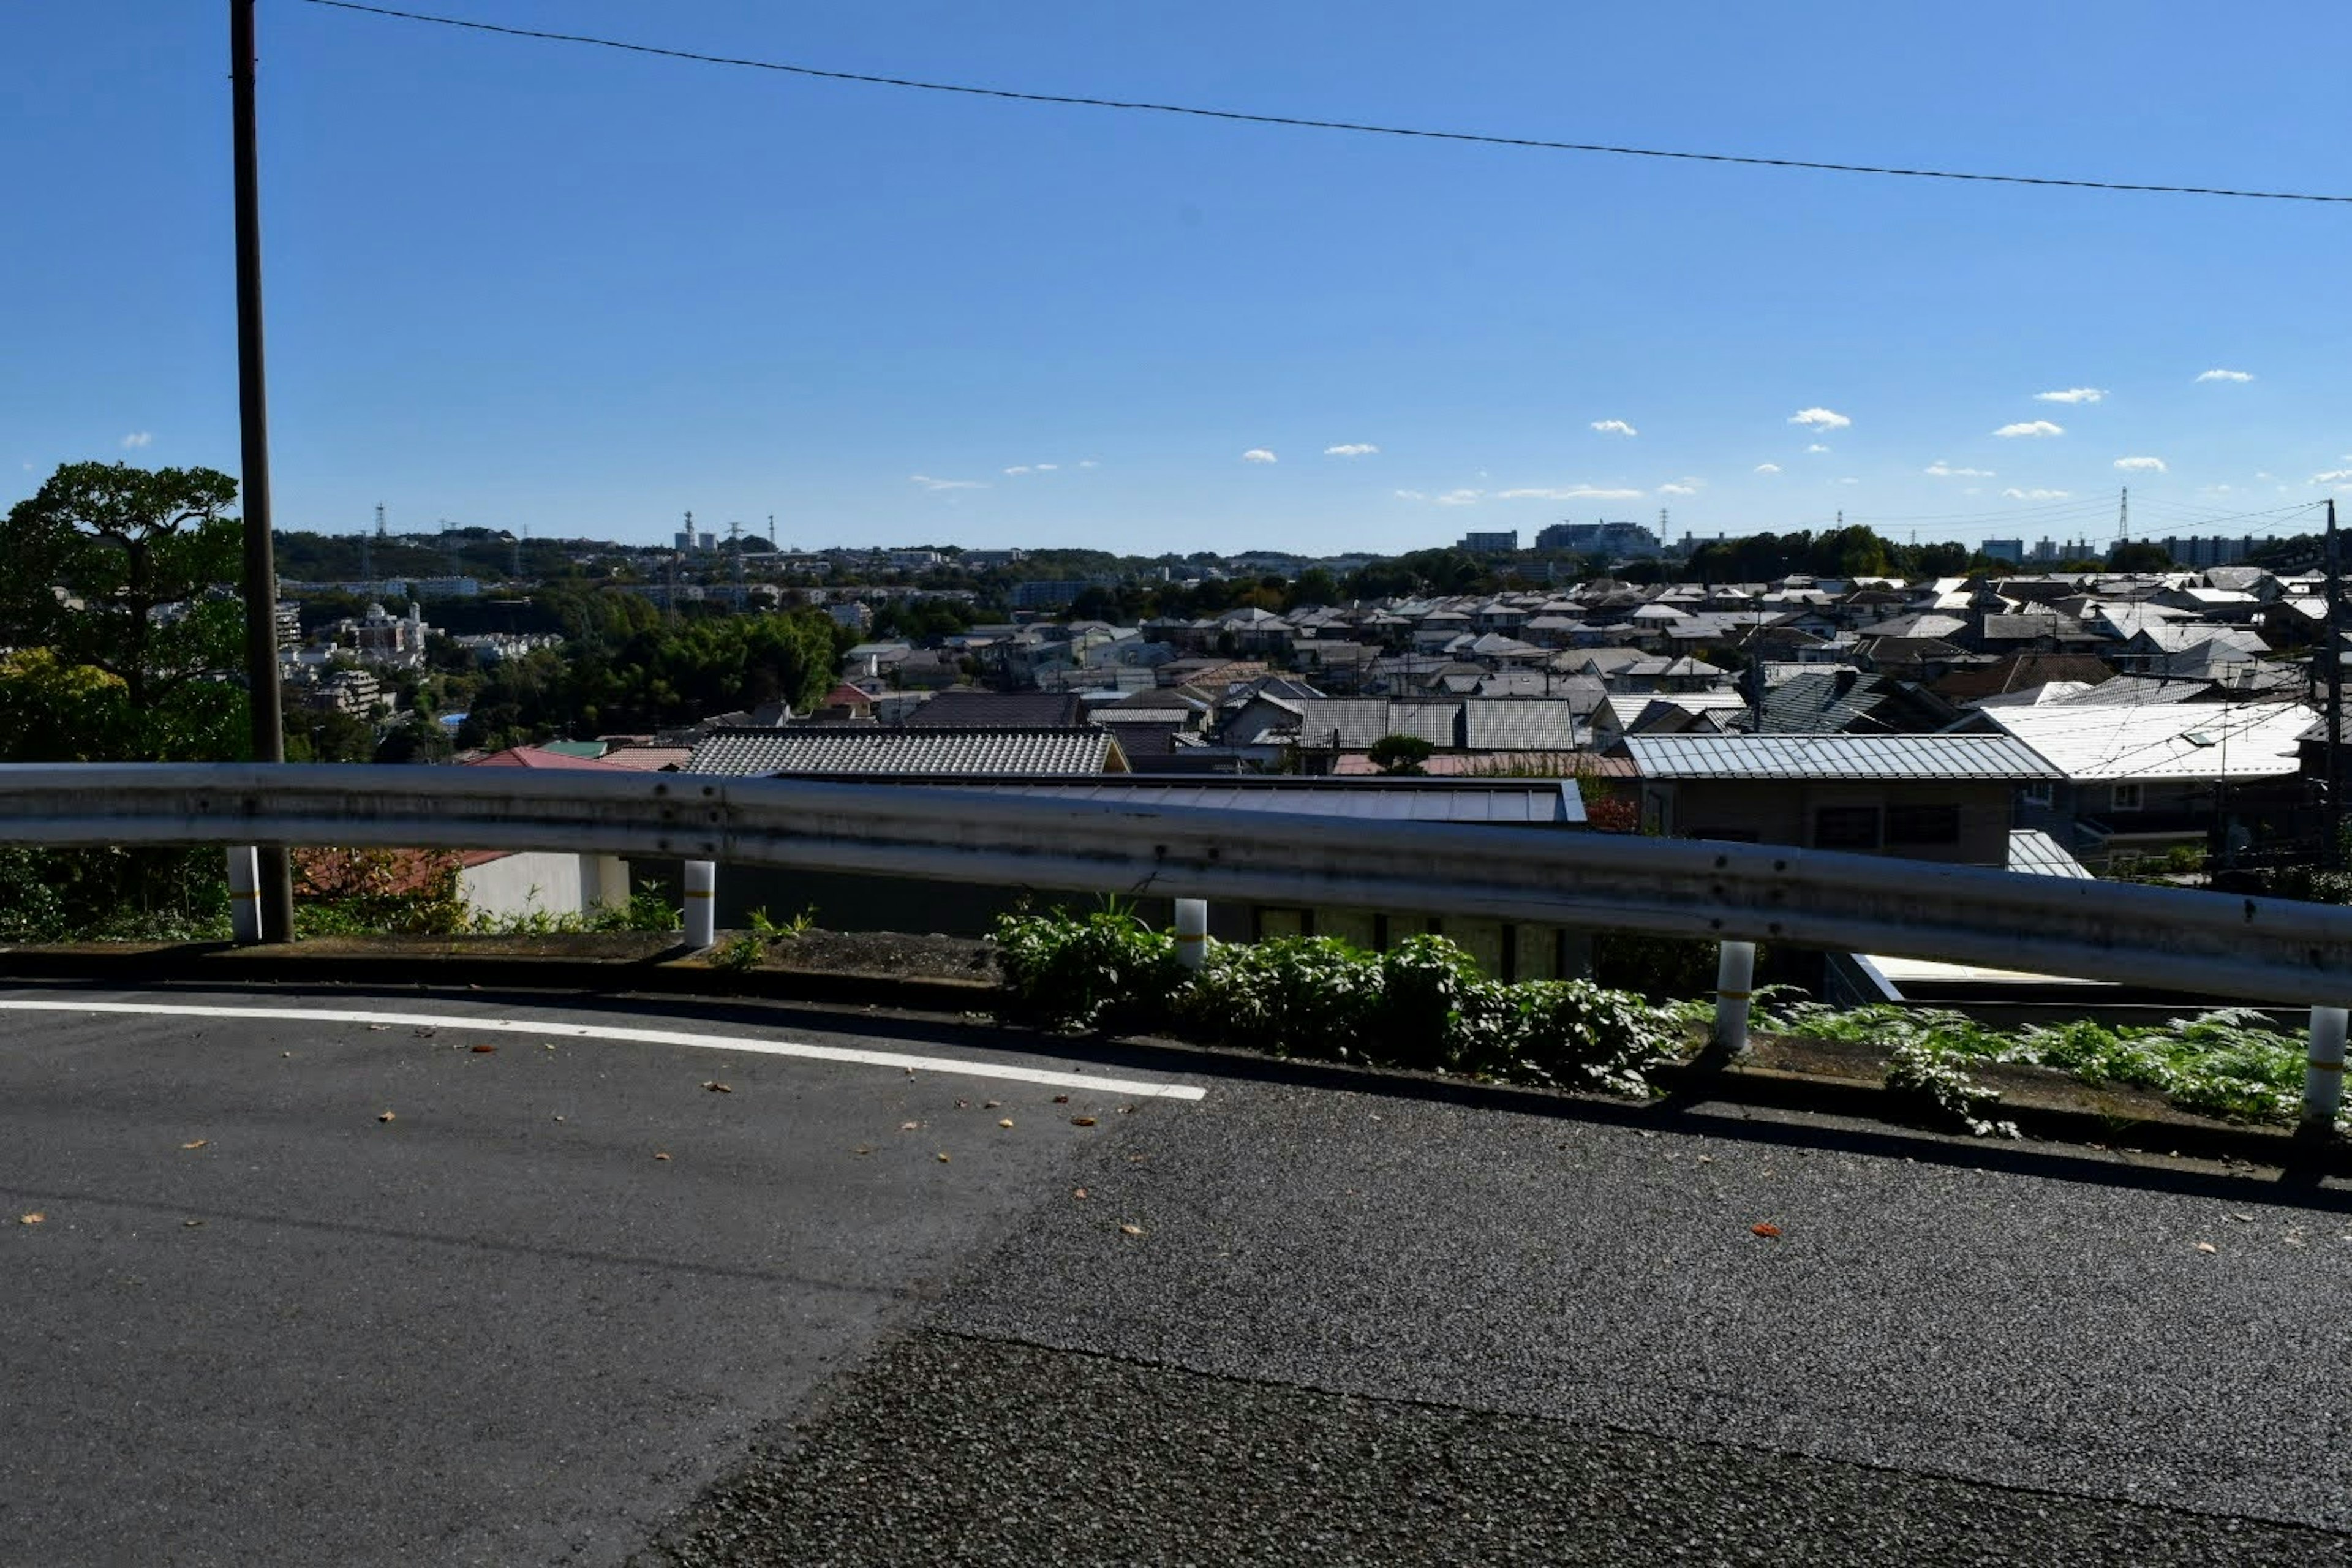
[640, 1331, 2346, 1568]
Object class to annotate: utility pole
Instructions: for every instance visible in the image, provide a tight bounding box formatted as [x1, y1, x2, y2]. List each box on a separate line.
[231, 0, 293, 942]
[2327, 499, 2344, 867]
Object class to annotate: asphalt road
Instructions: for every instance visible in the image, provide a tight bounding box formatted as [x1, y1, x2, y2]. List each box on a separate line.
[6, 979, 2351, 1566]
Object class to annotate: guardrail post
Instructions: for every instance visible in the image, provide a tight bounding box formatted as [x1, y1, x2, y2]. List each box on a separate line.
[226, 846, 263, 945]
[1713, 940, 1755, 1054]
[2305, 1006, 2346, 1134]
[1174, 898, 1208, 970]
[684, 859, 717, 948]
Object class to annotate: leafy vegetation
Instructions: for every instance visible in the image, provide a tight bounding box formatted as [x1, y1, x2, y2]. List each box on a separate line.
[992, 910, 1687, 1096]
[1754, 998, 2321, 1134]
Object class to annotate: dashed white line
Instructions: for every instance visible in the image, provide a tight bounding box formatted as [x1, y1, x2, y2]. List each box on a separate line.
[0, 998, 1207, 1101]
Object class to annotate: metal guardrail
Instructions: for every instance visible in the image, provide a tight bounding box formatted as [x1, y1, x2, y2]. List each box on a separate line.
[0, 762, 2345, 1124]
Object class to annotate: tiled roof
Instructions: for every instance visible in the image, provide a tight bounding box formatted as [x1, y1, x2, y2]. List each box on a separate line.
[901, 689, 1085, 728]
[1291, 699, 1463, 750]
[1624, 733, 2059, 781]
[597, 745, 694, 771]
[1461, 699, 1578, 750]
[684, 726, 1123, 777]
[466, 745, 634, 771]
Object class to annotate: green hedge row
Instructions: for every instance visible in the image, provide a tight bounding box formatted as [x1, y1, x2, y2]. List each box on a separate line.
[992, 910, 1693, 1097]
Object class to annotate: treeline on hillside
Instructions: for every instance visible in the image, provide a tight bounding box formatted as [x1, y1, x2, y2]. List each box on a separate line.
[456, 609, 848, 750]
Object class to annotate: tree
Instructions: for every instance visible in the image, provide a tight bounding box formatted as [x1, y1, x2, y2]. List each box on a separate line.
[0, 461, 248, 761]
[2109, 540, 2173, 572]
[1368, 733, 1434, 775]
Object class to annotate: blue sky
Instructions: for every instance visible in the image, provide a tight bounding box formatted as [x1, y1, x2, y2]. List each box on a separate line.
[6, 1, 2351, 555]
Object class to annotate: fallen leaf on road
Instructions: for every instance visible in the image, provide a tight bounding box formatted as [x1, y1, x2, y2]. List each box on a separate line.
[1071, 1115, 1099, 1128]
[2196, 1241, 2217, 1254]
[1053, 1095, 1070, 1104]
[470, 1044, 497, 1055]
[180, 1140, 209, 1152]
[18, 1213, 43, 1226]
[183, 1219, 205, 1229]
[551, 1115, 565, 1123]
[366, 1024, 390, 1032]
[377, 1110, 396, 1123]
[997, 1118, 1015, 1129]
[1119, 1224, 1145, 1237]
[1751, 1223, 1782, 1238]
[936, 1152, 951, 1163]
[899, 1121, 921, 1132]
[1697, 1155, 1714, 1164]
[1072, 1187, 1088, 1200]
[703, 1081, 733, 1094]
[2228, 1212, 2253, 1223]
[654, 1152, 673, 1161]
[984, 1100, 1001, 1110]
[853, 1146, 873, 1156]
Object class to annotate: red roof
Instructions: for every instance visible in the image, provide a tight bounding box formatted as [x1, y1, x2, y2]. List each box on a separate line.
[823, 683, 873, 708]
[465, 745, 634, 771]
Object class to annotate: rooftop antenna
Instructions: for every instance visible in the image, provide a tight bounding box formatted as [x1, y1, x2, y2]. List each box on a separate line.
[374, 502, 387, 538]
[2120, 486, 2130, 543]
[728, 519, 745, 602]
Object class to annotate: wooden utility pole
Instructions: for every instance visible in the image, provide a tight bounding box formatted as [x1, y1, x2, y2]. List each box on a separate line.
[232, 0, 294, 941]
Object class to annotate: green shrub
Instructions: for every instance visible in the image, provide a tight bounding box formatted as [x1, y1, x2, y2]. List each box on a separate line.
[992, 908, 1185, 1031]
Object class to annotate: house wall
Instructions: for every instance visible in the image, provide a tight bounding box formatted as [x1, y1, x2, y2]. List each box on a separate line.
[459, 851, 628, 919]
[1646, 779, 2016, 865]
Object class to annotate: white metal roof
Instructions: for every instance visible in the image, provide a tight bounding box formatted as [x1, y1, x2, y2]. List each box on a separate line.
[1623, 733, 2060, 781]
[1984, 701, 2313, 781]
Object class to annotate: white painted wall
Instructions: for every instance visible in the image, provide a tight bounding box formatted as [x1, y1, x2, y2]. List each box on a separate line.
[459, 851, 629, 919]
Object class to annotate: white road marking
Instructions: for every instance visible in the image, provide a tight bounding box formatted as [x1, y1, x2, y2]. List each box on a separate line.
[0, 998, 1207, 1101]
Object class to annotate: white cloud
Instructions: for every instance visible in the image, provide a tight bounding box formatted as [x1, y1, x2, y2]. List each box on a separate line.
[1754, 462, 1782, 475]
[1002, 465, 1033, 476]
[1805, 443, 1830, 454]
[910, 473, 987, 491]
[1656, 477, 1703, 497]
[2034, 388, 2106, 404]
[1393, 489, 1428, 502]
[1323, 443, 1379, 458]
[2002, 487, 2071, 500]
[1994, 420, 2065, 439]
[2196, 368, 2254, 383]
[1788, 407, 1851, 431]
[119, 432, 152, 449]
[1589, 420, 1638, 437]
[1924, 461, 1994, 478]
[1434, 489, 1483, 506]
[1036, 462, 1058, 472]
[1077, 459, 1099, 469]
[1241, 448, 1278, 464]
[1838, 477, 1860, 486]
[2113, 456, 2168, 473]
[1492, 484, 1646, 501]
[2313, 470, 2352, 484]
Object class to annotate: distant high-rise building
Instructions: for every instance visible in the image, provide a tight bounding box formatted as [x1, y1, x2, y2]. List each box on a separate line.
[1980, 538, 2025, 565]
[2156, 535, 2272, 569]
[1534, 520, 1663, 558]
[1458, 530, 1518, 554]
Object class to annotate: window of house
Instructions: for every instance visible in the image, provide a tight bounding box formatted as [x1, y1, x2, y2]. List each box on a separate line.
[1813, 805, 1883, 850]
[2022, 780, 2053, 805]
[2109, 783, 2144, 812]
[1887, 804, 1962, 845]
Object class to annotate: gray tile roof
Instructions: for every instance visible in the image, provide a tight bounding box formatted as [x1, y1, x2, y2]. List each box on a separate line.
[902, 690, 1085, 727]
[1624, 733, 2060, 781]
[1460, 699, 1579, 751]
[1291, 699, 1463, 749]
[685, 726, 1122, 777]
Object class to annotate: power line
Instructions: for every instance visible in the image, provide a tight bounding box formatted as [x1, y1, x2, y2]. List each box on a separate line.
[298, 0, 2352, 206]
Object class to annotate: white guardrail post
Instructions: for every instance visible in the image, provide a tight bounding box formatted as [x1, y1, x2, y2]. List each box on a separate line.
[226, 846, 263, 946]
[2306, 1006, 2347, 1133]
[1174, 898, 1208, 971]
[1713, 940, 1755, 1054]
[684, 859, 717, 949]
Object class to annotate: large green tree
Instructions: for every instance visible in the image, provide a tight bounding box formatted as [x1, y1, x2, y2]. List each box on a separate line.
[0, 461, 248, 761]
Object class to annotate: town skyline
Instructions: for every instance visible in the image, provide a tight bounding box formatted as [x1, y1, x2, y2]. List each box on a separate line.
[9, 2, 2350, 553]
